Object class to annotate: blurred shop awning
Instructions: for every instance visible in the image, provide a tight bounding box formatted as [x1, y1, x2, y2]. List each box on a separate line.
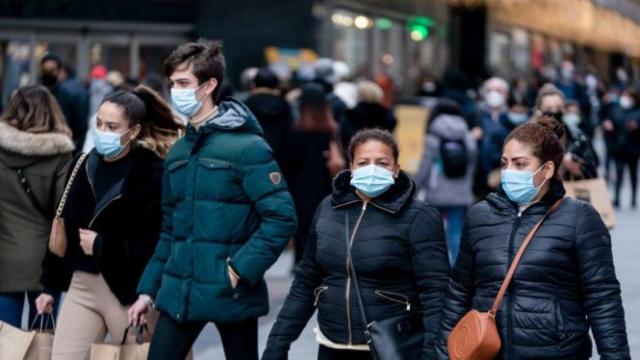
[448, 0, 640, 57]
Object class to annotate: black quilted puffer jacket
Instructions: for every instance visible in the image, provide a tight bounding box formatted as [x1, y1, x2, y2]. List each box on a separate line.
[263, 170, 450, 359]
[437, 180, 630, 359]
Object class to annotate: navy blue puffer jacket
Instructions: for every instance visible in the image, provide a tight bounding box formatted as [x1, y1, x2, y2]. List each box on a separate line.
[438, 180, 630, 359]
[263, 170, 450, 359]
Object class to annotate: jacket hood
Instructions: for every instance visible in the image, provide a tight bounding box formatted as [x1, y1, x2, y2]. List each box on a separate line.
[0, 121, 74, 167]
[331, 169, 415, 214]
[196, 97, 264, 136]
[487, 178, 567, 214]
[429, 114, 469, 140]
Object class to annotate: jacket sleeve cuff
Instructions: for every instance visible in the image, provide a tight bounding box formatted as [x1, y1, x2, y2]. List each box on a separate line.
[228, 257, 262, 286]
[92, 234, 104, 258]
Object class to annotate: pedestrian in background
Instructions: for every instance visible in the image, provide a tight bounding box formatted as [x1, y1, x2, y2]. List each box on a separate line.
[263, 129, 450, 360]
[415, 99, 477, 265]
[476, 77, 511, 197]
[245, 67, 293, 169]
[339, 80, 396, 151]
[36, 85, 182, 359]
[40, 54, 89, 152]
[0, 85, 74, 328]
[438, 119, 629, 359]
[534, 83, 599, 180]
[283, 83, 342, 264]
[604, 87, 640, 208]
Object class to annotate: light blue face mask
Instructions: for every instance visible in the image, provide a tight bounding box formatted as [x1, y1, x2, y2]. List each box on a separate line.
[94, 129, 131, 158]
[501, 164, 548, 205]
[350, 164, 396, 198]
[563, 113, 581, 128]
[171, 83, 205, 117]
[507, 112, 529, 126]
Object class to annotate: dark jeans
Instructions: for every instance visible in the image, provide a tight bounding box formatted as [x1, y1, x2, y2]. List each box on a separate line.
[436, 206, 468, 266]
[0, 291, 59, 329]
[614, 153, 639, 208]
[317, 345, 372, 360]
[148, 312, 258, 360]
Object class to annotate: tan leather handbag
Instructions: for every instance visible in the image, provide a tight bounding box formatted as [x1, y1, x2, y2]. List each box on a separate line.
[447, 197, 565, 360]
[48, 153, 87, 257]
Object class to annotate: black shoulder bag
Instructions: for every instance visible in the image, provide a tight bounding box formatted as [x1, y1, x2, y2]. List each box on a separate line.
[15, 168, 50, 218]
[345, 212, 425, 360]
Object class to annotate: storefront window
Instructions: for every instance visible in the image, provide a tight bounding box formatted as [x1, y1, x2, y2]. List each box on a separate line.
[91, 42, 129, 79]
[1, 40, 31, 107]
[511, 28, 530, 73]
[489, 30, 511, 77]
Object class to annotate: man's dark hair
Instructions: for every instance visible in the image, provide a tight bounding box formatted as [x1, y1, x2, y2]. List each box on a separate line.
[164, 39, 225, 102]
[40, 54, 61, 69]
[253, 67, 279, 89]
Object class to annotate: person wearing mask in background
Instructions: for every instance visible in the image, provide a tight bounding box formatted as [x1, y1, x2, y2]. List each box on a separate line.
[555, 60, 593, 139]
[417, 71, 440, 98]
[35, 86, 183, 359]
[245, 67, 293, 169]
[438, 118, 630, 360]
[614, 67, 630, 91]
[0, 85, 74, 329]
[600, 86, 622, 182]
[603, 87, 640, 209]
[283, 83, 343, 264]
[128, 39, 297, 360]
[563, 100, 583, 130]
[40, 54, 89, 152]
[415, 100, 477, 265]
[339, 81, 397, 152]
[263, 129, 450, 360]
[584, 65, 602, 135]
[510, 76, 530, 108]
[506, 95, 531, 129]
[476, 77, 511, 198]
[535, 83, 599, 180]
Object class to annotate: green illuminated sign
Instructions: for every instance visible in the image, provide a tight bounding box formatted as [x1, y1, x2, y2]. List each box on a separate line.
[376, 17, 392, 30]
[407, 16, 434, 41]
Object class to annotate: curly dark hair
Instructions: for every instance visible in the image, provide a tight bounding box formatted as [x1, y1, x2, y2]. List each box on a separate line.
[348, 128, 399, 164]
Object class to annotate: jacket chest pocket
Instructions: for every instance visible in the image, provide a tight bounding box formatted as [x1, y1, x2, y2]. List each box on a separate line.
[168, 160, 188, 199]
[195, 158, 242, 201]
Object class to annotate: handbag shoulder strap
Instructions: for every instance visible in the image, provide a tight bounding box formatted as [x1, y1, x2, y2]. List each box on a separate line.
[55, 153, 87, 218]
[15, 168, 49, 218]
[489, 197, 565, 316]
[345, 212, 372, 342]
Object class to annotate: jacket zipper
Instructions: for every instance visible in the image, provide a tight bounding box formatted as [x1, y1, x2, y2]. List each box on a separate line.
[373, 289, 411, 311]
[506, 209, 523, 359]
[88, 195, 122, 229]
[345, 201, 368, 345]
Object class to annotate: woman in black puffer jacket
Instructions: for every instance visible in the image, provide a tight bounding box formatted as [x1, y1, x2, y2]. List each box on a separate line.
[438, 119, 630, 359]
[263, 129, 450, 360]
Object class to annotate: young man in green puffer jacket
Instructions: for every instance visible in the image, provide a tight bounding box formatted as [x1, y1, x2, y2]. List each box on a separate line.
[129, 39, 297, 360]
